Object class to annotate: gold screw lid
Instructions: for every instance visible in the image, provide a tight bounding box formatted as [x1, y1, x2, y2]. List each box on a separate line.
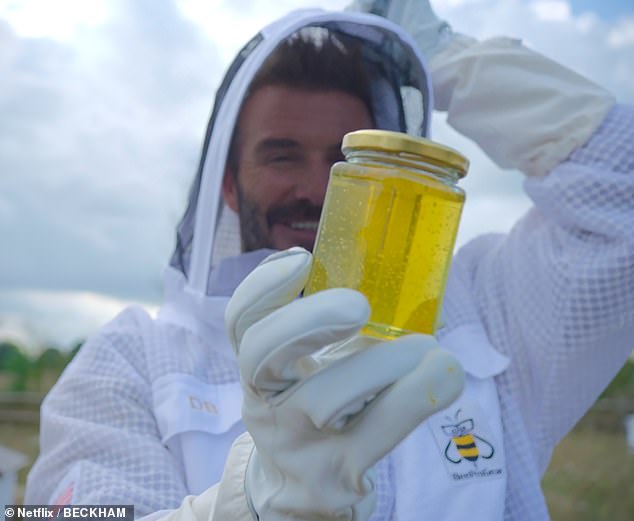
[342, 129, 469, 178]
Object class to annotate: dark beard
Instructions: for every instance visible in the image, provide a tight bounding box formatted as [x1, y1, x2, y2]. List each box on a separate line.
[237, 193, 272, 252]
[235, 182, 322, 252]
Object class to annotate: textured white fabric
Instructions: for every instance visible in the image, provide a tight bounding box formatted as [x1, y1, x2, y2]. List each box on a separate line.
[430, 34, 615, 177]
[443, 104, 634, 519]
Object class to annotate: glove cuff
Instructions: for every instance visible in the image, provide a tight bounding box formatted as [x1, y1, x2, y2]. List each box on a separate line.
[190, 432, 256, 521]
[246, 446, 378, 521]
[430, 34, 615, 176]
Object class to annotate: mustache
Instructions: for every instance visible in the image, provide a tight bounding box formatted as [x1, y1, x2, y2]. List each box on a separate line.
[266, 201, 323, 227]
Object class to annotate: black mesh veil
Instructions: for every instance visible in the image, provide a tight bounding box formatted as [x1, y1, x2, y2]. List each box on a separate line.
[168, 32, 265, 280]
[168, 10, 433, 294]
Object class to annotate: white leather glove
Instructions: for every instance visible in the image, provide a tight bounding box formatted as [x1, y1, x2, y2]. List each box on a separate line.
[347, 0, 615, 177]
[225, 247, 465, 521]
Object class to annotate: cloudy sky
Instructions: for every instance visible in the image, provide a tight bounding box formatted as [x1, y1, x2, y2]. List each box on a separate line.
[1, 0, 633, 352]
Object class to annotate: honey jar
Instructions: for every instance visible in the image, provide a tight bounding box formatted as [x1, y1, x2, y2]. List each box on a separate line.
[304, 129, 469, 338]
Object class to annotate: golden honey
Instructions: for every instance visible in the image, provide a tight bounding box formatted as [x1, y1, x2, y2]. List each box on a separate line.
[304, 130, 468, 339]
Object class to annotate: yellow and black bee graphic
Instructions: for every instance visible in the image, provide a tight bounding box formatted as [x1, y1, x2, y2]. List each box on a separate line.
[442, 409, 494, 465]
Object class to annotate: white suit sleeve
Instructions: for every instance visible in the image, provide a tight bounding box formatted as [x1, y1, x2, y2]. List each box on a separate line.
[430, 35, 615, 177]
[25, 308, 257, 521]
[450, 104, 634, 470]
[25, 307, 189, 512]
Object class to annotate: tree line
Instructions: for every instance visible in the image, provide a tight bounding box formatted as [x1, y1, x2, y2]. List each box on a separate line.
[0, 341, 82, 392]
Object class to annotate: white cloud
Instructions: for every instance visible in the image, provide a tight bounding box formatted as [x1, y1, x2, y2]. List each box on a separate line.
[530, 0, 571, 22]
[0, 193, 16, 222]
[0, 0, 110, 41]
[442, 0, 484, 7]
[608, 16, 634, 48]
[0, 0, 222, 302]
[175, 0, 350, 62]
[0, 289, 157, 353]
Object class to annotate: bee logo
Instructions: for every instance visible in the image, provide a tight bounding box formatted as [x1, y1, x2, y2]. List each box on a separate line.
[442, 409, 494, 465]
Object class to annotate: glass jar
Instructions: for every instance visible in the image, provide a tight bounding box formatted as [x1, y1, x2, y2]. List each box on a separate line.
[304, 129, 469, 339]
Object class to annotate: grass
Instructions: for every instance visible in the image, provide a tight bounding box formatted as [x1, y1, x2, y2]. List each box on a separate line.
[2, 411, 632, 518]
[0, 422, 40, 503]
[542, 420, 633, 521]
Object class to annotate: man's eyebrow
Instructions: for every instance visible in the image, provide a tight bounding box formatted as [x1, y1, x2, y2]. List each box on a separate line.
[254, 138, 301, 156]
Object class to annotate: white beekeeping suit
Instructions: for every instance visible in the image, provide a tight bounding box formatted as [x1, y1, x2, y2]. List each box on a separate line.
[26, 1, 634, 520]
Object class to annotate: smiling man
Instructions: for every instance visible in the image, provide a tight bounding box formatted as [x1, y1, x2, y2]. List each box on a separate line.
[223, 87, 373, 251]
[222, 35, 375, 252]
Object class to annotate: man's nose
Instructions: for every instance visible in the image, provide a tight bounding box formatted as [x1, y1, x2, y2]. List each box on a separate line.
[294, 158, 331, 205]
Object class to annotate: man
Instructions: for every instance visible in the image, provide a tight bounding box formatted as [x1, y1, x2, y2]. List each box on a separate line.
[26, 2, 633, 520]
[220, 32, 375, 253]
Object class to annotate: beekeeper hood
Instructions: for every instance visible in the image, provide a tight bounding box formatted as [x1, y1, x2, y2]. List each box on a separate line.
[159, 8, 433, 333]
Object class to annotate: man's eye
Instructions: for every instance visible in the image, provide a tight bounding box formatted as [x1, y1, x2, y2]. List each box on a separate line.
[269, 154, 302, 165]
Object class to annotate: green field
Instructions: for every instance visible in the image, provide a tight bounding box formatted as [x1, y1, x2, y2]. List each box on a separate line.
[544, 429, 633, 520]
[1, 422, 39, 503]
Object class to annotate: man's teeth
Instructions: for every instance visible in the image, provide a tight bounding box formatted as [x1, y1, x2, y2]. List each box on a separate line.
[289, 221, 318, 231]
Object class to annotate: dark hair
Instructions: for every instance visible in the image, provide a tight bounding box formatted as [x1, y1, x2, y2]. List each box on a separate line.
[227, 28, 374, 173]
